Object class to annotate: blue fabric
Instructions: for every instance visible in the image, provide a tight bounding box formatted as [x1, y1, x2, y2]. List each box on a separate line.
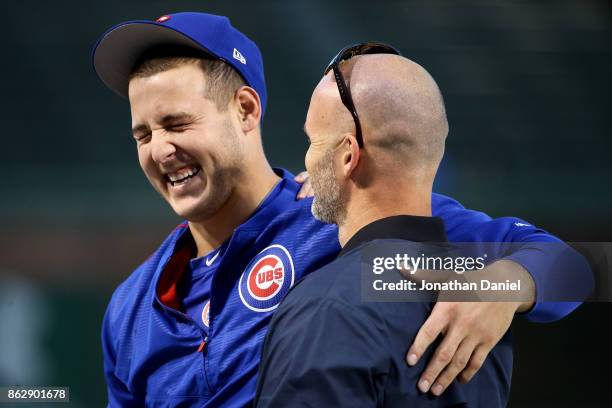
[92, 12, 267, 114]
[102, 169, 591, 406]
[182, 244, 226, 334]
[431, 193, 593, 321]
[102, 170, 338, 407]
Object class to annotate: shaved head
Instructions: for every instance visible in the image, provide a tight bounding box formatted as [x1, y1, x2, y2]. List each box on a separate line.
[307, 54, 448, 178]
[304, 52, 448, 230]
[352, 54, 448, 166]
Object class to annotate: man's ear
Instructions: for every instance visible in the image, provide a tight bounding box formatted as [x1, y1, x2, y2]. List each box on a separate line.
[234, 86, 261, 133]
[339, 134, 360, 179]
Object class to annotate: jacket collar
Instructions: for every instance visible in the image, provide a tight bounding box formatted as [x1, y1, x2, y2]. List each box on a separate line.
[338, 215, 447, 258]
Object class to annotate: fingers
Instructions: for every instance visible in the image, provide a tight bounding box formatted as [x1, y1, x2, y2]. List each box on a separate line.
[296, 184, 313, 200]
[407, 304, 448, 367]
[296, 172, 314, 200]
[305, 184, 314, 197]
[294, 171, 309, 183]
[417, 326, 463, 394]
[409, 301, 514, 396]
[459, 345, 489, 384]
[430, 338, 479, 395]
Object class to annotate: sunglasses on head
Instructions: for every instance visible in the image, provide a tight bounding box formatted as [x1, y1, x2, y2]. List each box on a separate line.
[323, 42, 402, 148]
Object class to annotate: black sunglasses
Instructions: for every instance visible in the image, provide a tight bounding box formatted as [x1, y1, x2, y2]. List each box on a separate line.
[324, 42, 402, 148]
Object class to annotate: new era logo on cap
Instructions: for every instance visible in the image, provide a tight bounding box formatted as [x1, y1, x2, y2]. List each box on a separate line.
[233, 48, 246, 64]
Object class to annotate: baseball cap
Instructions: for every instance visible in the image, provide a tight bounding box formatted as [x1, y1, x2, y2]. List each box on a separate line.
[92, 12, 267, 115]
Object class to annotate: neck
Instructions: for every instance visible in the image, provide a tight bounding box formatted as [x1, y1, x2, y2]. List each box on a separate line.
[189, 157, 279, 257]
[337, 182, 432, 247]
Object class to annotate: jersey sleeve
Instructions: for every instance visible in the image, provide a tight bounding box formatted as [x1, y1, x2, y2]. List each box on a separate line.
[101, 298, 142, 407]
[501, 230, 593, 322]
[432, 193, 594, 323]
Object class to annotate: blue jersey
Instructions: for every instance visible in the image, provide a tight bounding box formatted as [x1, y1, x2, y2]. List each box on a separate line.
[102, 169, 592, 407]
[181, 248, 222, 334]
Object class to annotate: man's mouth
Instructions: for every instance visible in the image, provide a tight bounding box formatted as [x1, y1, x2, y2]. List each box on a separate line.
[165, 166, 202, 187]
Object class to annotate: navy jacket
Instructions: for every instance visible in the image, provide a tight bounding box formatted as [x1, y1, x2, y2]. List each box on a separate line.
[255, 216, 512, 407]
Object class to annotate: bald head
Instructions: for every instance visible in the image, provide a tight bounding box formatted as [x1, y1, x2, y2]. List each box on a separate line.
[307, 54, 448, 175]
[304, 52, 449, 231]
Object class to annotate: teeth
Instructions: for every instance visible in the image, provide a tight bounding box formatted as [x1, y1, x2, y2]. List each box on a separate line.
[167, 167, 199, 184]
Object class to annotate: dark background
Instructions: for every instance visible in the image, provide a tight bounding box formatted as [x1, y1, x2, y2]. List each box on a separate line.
[0, 1, 610, 407]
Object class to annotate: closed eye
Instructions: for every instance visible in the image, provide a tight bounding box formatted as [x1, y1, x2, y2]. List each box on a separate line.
[134, 132, 151, 142]
[167, 123, 190, 132]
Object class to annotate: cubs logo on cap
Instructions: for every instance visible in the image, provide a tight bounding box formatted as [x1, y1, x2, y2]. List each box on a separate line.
[238, 245, 295, 312]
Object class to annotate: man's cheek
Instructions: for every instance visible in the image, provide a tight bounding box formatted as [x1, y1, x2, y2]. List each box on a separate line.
[304, 145, 316, 172]
[308, 168, 321, 196]
[137, 147, 150, 171]
[139, 159, 165, 193]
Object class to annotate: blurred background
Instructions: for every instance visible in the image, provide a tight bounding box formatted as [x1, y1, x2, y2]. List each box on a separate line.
[0, 0, 611, 406]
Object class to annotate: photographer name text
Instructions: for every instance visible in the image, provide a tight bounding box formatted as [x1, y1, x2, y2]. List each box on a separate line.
[372, 279, 521, 292]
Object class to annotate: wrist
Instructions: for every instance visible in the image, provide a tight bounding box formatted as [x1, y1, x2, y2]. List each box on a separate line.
[487, 260, 536, 313]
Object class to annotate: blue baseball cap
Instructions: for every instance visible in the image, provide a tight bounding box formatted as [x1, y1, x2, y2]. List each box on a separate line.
[92, 12, 267, 116]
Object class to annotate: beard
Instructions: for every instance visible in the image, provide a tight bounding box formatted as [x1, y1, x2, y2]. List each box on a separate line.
[310, 150, 347, 225]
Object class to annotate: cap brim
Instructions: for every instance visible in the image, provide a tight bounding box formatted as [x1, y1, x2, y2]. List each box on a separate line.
[92, 21, 214, 98]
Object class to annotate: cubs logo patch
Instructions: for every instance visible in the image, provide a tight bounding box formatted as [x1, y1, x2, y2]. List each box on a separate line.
[201, 300, 210, 327]
[238, 244, 295, 312]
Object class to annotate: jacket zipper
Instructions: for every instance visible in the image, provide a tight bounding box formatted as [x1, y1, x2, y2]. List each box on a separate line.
[197, 336, 208, 353]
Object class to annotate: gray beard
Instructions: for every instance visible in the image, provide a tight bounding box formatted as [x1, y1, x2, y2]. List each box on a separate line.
[310, 150, 347, 225]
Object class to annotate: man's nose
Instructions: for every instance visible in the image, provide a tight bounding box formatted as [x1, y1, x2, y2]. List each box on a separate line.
[150, 130, 177, 164]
